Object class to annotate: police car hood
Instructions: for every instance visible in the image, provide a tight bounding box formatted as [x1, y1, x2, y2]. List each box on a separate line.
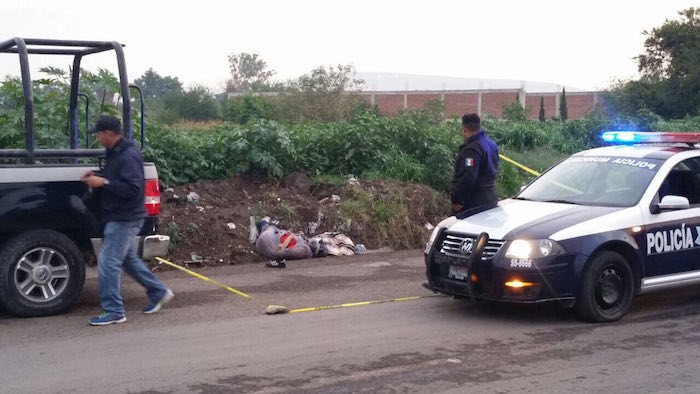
[447, 199, 622, 240]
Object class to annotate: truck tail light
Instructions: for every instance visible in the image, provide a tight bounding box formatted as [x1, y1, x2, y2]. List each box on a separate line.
[144, 179, 161, 216]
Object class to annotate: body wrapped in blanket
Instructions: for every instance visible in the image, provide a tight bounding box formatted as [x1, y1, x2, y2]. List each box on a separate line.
[254, 219, 356, 261]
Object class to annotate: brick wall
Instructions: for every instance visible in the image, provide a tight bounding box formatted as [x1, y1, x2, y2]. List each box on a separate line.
[361, 90, 600, 120]
[481, 92, 520, 118]
[525, 94, 556, 120]
[373, 94, 405, 115]
[564, 94, 595, 120]
[407, 93, 442, 111]
[444, 93, 478, 115]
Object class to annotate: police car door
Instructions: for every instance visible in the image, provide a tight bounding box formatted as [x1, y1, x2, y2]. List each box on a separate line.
[642, 155, 700, 276]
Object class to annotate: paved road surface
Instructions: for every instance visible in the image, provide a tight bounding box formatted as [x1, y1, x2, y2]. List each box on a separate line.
[2, 250, 700, 393]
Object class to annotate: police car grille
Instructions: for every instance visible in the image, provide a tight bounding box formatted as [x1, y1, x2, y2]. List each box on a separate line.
[439, 233, 505, 260]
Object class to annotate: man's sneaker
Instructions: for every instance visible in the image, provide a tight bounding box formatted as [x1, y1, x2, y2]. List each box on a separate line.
[265, 259, 286, 268]
[89, 312, 126, 326]
[143, 289, 174, 314]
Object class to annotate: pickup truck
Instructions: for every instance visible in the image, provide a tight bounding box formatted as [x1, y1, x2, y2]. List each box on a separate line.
[0, 38, 169, 317]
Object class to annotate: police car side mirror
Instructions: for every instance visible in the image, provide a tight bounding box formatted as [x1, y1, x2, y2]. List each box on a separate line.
[656, 195, 690, 212]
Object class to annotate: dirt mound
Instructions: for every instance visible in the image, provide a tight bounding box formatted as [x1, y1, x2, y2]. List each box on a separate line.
[159, 175, 449, 266]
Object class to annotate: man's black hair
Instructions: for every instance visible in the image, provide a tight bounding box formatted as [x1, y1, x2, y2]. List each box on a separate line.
[461, 113, 481, 132]
[90, 115, 122, 135]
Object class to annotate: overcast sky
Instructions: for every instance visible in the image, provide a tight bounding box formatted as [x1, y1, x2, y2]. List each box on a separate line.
[1, 0, 697, 92]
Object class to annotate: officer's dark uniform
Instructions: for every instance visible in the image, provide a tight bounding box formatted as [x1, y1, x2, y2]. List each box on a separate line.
[450, 129, 499, 212]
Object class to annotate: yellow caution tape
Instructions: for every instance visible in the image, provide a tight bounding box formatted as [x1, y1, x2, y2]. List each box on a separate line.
[288, 295, 439, 314]
[499, 153, 582, 194]
[499, 153, 541, 177]
[156, 256, 440, 316]
[155, 257, 252, 299]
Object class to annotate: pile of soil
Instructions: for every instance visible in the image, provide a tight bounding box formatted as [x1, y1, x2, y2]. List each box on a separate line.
[158, 174, 450, 266]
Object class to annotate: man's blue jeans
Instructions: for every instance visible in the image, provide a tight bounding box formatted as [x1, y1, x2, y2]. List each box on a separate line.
[98, 219, 167, 315]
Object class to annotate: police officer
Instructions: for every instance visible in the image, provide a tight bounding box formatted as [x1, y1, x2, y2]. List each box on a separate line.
[450, 113, 499, 214]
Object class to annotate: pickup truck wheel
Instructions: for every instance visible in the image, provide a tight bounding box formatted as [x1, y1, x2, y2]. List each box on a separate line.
[0, 230, 85, 317]
[575, 251, 634, 323]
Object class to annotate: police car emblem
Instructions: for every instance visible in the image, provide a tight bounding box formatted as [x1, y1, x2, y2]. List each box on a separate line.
[459, 238, 474, 255]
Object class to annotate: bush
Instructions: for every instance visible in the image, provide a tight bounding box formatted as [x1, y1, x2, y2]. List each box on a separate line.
[6, 68, 700, 199]
[223, 94, 274, 124]
[142, 119, 294, 186]
[164, 85, 220, 121]
[501, 97, 527, 121]
[143, 106, 700, 193]
[485, 120, 547, 150]
[362, 150, 426, 184]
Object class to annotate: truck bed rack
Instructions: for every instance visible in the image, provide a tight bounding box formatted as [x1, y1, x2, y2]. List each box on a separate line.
[0, 38, 139, 163]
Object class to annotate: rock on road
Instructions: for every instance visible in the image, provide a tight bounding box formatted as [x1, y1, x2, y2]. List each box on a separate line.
[2, 250, 700, 393]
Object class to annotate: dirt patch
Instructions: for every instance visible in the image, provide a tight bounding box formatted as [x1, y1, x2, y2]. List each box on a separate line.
[158, 175, 449, 266]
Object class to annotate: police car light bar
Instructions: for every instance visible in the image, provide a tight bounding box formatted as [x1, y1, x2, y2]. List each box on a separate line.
[602, 131, 700, 144]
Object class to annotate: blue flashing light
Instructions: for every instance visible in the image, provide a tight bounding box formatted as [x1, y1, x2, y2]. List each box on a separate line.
[600, 130, 700, 145]
[616, 132, 637, 142]
[601, 131, 643, 144]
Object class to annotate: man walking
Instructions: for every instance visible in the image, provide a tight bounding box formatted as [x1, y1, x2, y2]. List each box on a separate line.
[450, 113, 499, 215]
[82, 115, 173, 326]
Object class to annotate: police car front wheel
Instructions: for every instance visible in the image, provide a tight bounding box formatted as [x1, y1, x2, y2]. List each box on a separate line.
[575, 251, 634, 323]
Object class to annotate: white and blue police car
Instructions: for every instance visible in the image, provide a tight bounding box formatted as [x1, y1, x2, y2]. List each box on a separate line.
[425, 131, 700, 322]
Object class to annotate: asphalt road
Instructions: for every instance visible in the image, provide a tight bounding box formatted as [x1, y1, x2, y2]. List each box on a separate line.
[2, 250, 700, 393]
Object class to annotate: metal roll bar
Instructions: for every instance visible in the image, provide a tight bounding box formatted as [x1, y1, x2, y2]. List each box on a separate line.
[0, 37, 142, 163]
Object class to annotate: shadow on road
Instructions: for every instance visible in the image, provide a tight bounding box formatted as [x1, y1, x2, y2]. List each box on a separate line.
[431, 285, 700, 325]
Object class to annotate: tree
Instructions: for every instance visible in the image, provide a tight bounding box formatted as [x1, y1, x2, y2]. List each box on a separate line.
[602, 77, 663, 119]
[539, 96, 545, 122]
[134, 68, 183, 101]
[226, 53, 276, 92]
[560, 88, 568, 121]
[636, 7, 700, 118]
[224, 94, 274, 124]
[165, 85, 219, 121]
[276, 64, 366, 122]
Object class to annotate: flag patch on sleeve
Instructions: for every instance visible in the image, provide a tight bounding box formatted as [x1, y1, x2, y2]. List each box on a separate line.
[465, 158, 474, 167]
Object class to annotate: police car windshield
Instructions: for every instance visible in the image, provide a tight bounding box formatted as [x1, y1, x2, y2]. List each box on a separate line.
[517, 156, 663, 207]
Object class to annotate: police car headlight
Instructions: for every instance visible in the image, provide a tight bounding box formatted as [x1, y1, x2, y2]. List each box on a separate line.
[505, 239, 565, 259]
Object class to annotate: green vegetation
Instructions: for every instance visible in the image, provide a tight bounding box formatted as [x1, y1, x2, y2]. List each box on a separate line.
[166, 222, 181, 254]
[2, 67, 698, 201]
[539, 97, 545, 122]
[226, 52, 277, 93]
[501, 95, 527, 121]
[560, 87, 568, 121]
[139, 108, 698, 199]
[330, 183, 443, 249]
[1, 7, 698, 205]
[605, 7, 699, 119]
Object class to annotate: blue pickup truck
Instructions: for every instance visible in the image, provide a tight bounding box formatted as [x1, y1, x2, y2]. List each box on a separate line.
[0, 38, 169, 317]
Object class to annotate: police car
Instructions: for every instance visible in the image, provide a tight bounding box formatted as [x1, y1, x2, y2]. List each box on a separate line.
[425, 131, 700, 322]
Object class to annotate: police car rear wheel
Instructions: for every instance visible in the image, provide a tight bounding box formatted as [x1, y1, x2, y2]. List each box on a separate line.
[575, 251, 634, 323]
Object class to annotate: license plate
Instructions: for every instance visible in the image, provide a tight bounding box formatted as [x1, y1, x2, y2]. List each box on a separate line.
[434, 254, 465, 265]
[448, 264, 469, 281]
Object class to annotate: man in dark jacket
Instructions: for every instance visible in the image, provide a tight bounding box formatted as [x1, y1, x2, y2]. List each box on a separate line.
[450, 113, 499, 214]
[82, 115, 173, 326]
